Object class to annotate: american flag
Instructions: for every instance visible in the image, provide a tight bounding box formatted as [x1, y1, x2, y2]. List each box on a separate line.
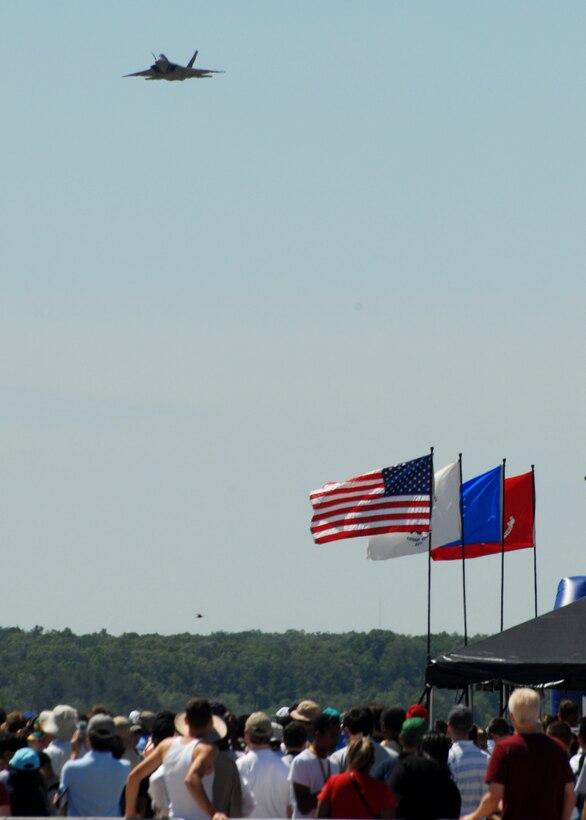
[310, 454, 432, 545]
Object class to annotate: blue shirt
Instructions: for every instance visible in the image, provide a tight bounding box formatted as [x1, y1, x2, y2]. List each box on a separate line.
[61, 750, 131, 817]
[448, 739, 489, 815]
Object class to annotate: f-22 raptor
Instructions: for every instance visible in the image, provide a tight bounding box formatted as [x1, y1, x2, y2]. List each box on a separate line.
[124, 50, 223, 81]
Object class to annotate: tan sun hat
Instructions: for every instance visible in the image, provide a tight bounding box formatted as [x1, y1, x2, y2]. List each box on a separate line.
[290, 700, 320, 723]
[39, 705, 78, 740]
[174, 712, 227, 743]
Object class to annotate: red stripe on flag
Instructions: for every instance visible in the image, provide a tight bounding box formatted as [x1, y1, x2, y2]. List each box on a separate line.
[311, 499, 431, 518]
[314, 525, 429, 544]
[311, 513, 431, 535]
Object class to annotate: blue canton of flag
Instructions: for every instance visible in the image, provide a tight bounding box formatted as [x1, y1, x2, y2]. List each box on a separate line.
[382, 456, 433, 497]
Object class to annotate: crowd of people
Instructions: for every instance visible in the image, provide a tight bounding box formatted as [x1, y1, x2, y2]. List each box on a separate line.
[0, 690, 583, 819]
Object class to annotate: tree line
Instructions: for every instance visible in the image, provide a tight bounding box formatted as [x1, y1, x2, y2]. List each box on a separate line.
[0, 627, 499, 723]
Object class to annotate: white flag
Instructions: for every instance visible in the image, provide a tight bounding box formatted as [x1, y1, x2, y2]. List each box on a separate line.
[367, 460, 461, 561]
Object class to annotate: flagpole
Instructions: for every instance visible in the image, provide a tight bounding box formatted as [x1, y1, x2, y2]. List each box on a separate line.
[531, 464, 537, 618]
[426, 446, 434, 663]
[500, 458, 506, 632]
[458, 453, 468, 645]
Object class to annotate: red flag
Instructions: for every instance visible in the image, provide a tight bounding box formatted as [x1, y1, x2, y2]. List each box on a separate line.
[501, 470, 535, 552]
[432, 470, 534, 561]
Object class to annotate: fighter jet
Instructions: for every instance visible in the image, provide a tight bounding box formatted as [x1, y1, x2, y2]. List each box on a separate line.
[124, 50, 223, 81]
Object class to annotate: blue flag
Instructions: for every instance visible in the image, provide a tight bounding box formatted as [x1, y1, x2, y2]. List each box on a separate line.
[431, 465, 502, 560]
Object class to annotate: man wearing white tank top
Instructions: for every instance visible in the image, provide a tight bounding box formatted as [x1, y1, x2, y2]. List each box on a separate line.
[125, 698, 228, 820]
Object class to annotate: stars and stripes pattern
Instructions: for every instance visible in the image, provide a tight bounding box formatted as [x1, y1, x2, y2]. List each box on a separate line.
[310, 454, 432, 545]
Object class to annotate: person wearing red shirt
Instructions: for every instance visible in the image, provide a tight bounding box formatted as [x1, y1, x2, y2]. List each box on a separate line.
[317, 736, 396, 819]
[462, 688, 575, 820]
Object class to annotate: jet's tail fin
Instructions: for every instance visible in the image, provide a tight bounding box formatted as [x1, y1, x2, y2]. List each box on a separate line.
[187, 50, 198, 68]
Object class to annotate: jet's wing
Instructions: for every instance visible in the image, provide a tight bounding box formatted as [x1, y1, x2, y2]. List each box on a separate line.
[123, 68, 156, 78]
[183, 68, 224, 78]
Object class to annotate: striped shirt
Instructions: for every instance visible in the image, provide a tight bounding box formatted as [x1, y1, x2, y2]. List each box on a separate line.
[448, 740, 489, 815]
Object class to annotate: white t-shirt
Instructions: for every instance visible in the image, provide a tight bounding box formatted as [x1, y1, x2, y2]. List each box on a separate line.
[288, 748, 339, 819]
[236, 748, 291, 818]
[571, 751, 585, 776]
[45, 739, 73, 778]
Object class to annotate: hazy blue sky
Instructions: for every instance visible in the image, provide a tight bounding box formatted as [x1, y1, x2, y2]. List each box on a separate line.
[2, 1, 585, 641]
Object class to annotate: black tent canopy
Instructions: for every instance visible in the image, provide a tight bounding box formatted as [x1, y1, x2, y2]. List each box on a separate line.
[426, 596, 586, 690]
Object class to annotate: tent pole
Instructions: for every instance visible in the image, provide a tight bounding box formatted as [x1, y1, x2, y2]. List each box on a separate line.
[426, 447, 434, 662]
[429, 685, 434, 727]
[459, 453, 468, 645]
[532, 465, 538, 618]
[500, 458, 506, 632]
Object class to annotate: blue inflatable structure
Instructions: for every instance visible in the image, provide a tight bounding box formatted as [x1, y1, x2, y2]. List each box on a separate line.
[551, 576, 586, 715]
